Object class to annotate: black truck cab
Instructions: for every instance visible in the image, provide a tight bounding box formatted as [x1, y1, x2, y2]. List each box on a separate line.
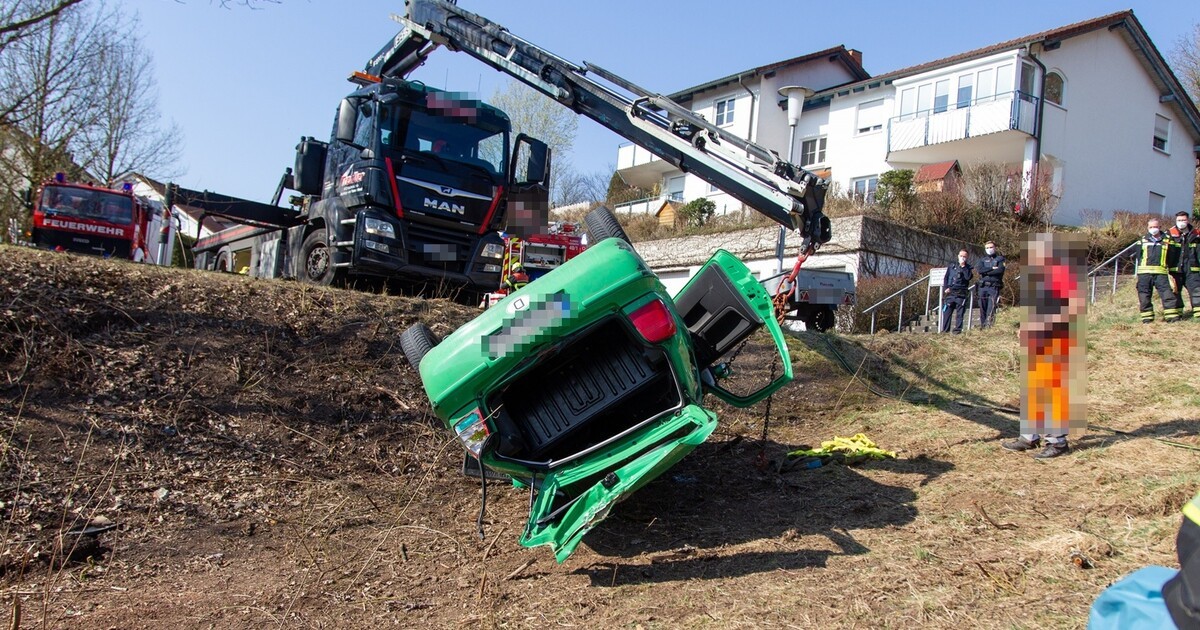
[289, 77, 548, 293]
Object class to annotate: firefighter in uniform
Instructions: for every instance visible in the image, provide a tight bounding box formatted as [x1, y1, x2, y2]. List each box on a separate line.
[1165, 490, 1200, 628]
[941, 249, 973, 334]
[504, 261, 530, 292]
[1133, 218, 1181, 323]
[1089, 489, 1200, 628]
[1169, 211, 1200, 317]
[975, 240, 1006, 329]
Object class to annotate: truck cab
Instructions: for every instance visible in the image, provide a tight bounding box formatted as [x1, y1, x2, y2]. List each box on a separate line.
[287, 76, 550, 294]
[30, 177, 171, 264]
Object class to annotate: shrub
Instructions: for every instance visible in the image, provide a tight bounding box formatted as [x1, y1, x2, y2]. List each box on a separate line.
[877, 169, 915, 213]
[677, 198, 716, 227]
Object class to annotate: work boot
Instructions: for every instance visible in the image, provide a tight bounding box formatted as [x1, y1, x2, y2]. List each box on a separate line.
[1033, 442, 1070, 459]
[1001, 436, 1041, 452]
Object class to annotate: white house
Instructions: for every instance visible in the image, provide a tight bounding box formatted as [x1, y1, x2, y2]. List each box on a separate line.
[615, 46, 869, 215]
[616, 10, 1200, 227]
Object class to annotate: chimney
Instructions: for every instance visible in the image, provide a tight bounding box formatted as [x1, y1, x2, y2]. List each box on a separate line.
[847, 48, 863, 66]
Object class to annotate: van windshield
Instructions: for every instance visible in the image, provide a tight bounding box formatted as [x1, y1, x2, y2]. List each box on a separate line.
[40, 187, 133, 225]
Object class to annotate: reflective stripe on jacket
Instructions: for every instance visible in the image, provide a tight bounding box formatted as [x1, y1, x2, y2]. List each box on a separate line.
[1135, 234, 1174, 275]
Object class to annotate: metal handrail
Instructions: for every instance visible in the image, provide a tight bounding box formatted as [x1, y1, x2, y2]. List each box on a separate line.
[860, 273, 931, 315]
[1086, 239, 1139, 304]
[1087, 240, 1139, 277]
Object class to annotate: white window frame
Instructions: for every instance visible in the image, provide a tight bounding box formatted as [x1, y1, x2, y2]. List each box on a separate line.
[1149, 191, 1166, 215]
[1044, 71, 1065, 107]
[851, 175, 879, 204]
[855, 99, 885, 135]
[1153, 114, 1170, 153]
[714, 97, 736, 127]
[800, 137, 827, 167]
[666, 175, 685, 201]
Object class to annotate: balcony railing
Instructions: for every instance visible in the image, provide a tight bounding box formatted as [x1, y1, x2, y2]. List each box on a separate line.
[617, 142, 662, 171]
[887, 90, 1039, 154]
[612, 193, 683, 215]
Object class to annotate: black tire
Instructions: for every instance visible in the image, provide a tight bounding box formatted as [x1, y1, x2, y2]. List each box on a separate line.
[400, 323, 439, 369]
[584, 205, 631, 245]
[812, 307, 835, 332]
[300, 230, 342, 286]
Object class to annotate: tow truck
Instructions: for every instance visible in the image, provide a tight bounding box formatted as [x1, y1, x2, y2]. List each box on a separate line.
[389, 0, 833, 562]
[27, 174, 176, 264]
[192, 50, 553, 298]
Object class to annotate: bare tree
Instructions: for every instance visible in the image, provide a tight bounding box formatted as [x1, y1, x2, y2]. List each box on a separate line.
[489, 79, 583, 204]
[1171, 22, 1200, 105]
[552, 167, 609, 207]
[0, 0, 86, 58]
[76, 29, 182, 185]
[0, 3, 109, 184]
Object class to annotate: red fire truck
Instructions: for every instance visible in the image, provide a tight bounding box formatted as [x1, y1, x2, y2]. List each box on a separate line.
[481, 221, 586, 308]
[28, 174, 175, 264]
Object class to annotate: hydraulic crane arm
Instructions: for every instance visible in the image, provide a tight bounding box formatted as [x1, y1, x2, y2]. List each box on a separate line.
[376, 0, 832, 249]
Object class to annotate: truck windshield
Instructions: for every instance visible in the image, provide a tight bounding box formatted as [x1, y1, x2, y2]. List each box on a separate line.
[39, 187, 133, 225]
[389, 109, 508, 179]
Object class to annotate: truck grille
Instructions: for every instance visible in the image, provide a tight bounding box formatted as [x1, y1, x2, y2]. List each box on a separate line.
[404, 221, 477, 273]
[496, 318, 682, 462]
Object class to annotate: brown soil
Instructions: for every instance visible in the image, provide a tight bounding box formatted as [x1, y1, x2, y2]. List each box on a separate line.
[1, 245, 1196, 629]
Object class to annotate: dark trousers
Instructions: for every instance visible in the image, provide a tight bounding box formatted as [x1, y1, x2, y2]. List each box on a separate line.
[942, 292, 967, 333]
[1173, 270, 1200, 313]
[1137, 273, 1181, 322]
[979, 285, 1001, 329]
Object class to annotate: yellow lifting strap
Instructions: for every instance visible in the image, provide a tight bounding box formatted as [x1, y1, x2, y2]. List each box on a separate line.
[787, 433, 897, 462]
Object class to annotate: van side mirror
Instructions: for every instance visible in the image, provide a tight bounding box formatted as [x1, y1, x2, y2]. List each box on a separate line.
[20, 188, 32, 210]
[336, 98, 358, 146]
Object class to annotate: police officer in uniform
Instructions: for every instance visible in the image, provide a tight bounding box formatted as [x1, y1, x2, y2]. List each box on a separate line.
[1134, 218, 1181, 323]
[1169, 211, 1200, 317]
[941, 249, 973, 334]
[975, 240, 1006, 329]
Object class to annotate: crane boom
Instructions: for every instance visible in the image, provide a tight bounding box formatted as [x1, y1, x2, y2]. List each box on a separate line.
[375, 0, 832, 250]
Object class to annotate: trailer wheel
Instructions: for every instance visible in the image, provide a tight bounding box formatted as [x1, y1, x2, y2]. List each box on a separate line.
[400, 323, 439, 370]
[300, 230, 342, 286]
[584, 205, 631, 246]
[812, 306, 835, 332]
[214, 248, 233, 273]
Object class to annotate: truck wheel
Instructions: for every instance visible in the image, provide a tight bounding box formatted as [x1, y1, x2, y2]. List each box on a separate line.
[215, 249, 232, 272]
[300, 230, 342, 286]
[400, 323, 439, 369]
[812, 307, 835, 332]
[584, 205, 631, 245]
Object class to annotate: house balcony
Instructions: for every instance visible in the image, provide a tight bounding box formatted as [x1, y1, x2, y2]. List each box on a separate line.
[887, 91, 1039, 164]
[616, 142, 676, 189]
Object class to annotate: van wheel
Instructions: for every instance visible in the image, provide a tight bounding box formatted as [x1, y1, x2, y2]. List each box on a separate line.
[300, 230, 343, 286]
[400, 323, 439, 370]
[812, 307, 835, 332]
[584, 205, 631, 245]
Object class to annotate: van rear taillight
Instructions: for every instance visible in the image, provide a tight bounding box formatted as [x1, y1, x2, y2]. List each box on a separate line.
[628, 299, 676, 344]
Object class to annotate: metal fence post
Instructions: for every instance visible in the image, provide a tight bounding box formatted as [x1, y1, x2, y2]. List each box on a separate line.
[898, 294, 905, 332]
[870, 312, 876, 335]
[966, 287, 974, 331]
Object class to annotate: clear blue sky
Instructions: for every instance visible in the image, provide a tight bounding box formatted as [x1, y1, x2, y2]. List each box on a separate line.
[124, 0, 1198, 202]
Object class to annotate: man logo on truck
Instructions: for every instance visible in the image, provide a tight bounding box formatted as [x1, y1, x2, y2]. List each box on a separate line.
[424, 197, 466, 215]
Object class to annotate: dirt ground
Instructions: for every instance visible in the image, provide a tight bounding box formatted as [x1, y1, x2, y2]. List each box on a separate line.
[1, 246, 1197, 629]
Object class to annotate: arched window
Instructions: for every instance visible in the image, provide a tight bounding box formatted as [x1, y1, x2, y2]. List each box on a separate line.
[1044, 71, 1065, 106]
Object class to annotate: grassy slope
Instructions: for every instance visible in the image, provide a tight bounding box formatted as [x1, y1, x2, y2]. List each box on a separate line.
[1, 246, 1197, 629]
